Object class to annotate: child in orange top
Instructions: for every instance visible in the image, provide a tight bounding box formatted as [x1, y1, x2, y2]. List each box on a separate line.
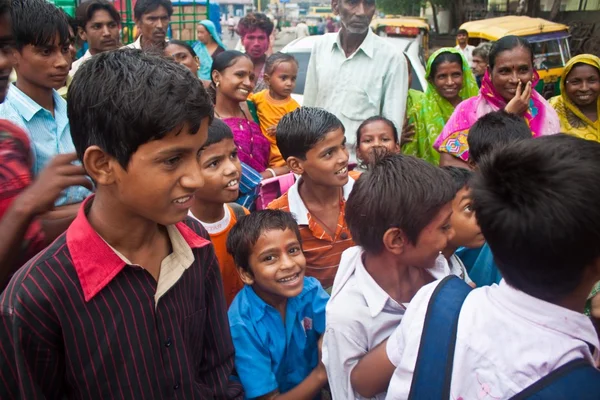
[189, 119, 248, 307]
[249, 53, 300, 168]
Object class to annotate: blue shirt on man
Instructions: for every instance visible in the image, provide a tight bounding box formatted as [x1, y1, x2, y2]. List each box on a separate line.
[0, 83, 92, 206]
[228, 277, 329, 398]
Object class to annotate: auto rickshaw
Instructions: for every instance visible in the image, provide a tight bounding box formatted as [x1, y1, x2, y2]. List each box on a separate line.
[371, 16, 430, 64]
[460, 16, 571, 98]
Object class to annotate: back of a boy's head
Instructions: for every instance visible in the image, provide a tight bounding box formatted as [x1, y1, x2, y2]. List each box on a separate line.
[204, 119, 234, 149]
[68, 49, 213, 169]
[11, 0, 70, 50]
[442, 166, 474, 195]
[472, 134, 600, 302]
[468, 110, 532, 164]
[276, 107, 344, 161]
[226, 210, 302, 275]
[346, 154, 455, 254]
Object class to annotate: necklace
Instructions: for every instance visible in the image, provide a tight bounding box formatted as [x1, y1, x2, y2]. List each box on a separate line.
[301, 186, 343, 238]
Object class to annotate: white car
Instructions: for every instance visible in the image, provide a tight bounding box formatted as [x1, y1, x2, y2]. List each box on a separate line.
[281, 35, 427, 105]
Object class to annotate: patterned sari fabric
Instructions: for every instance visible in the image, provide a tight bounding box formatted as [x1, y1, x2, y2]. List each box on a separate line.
[434, 70, 560, 162]
[549, 54, 600, 143]
[402, 48, 479, 165]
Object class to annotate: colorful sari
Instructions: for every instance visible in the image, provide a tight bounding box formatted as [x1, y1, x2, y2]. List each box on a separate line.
[403, 48, 479, 165]
[434, 70, 560, 162]
[549, 54, 600, 143]
[193, 20, 227, 80]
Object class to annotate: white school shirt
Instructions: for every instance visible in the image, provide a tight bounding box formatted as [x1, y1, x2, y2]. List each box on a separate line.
[322, 247, 451, 400]
[455, 44, 476, 64]
[303, 30, 408, 148]
[385, 280, 600, 400]
[69, 50, 92, 78]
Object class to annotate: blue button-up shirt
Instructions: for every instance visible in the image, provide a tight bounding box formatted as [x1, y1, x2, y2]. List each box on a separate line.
[0, 84, 92, 205]
[228, 277, 329, 398]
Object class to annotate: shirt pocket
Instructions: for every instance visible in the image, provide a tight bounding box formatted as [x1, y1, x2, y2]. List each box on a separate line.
[341, 86, 379, 121]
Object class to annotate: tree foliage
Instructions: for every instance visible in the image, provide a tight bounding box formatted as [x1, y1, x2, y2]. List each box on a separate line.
[376, 0, 423, 16]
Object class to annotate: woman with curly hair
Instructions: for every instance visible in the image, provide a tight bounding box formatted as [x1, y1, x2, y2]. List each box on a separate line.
[237, 12, 274, 92]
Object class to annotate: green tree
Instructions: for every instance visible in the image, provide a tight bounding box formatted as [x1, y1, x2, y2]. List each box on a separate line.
[376, 0, 422, 16]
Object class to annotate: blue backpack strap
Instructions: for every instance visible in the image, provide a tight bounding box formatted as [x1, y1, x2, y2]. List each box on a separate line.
[408, 275, 472, 400]
[510, 358, 600, 400]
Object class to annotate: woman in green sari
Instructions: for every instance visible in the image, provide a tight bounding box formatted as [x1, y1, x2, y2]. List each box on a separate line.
[403, 48, 479, 164]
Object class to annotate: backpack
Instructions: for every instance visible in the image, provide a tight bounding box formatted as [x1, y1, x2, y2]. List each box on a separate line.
[227, 202, 247, 221]
[255, 173, 296, 211]
[409, 276, 600, 400]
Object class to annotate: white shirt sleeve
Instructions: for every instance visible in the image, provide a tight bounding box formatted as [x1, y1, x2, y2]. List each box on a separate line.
[381, 52, 408, 135]
[303, 40, 320, 107]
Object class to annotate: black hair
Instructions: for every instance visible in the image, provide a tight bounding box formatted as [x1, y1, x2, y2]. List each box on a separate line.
[208, 50, 251, 103]
[166, 39, 197, 58]
[203, 118, 234, 149]
[488, 35, 533, 71]
[566, 62, 600, 81]
[10, 0, 71, 50]
[429, 50, 463, 79]
[0, 0, 9, 16]
[276, 107, 345, 161]
[457, 29, 468, 36]
[441, 166, 474, 194]
[68, 49, 213, 169]
[237, 12, 274, 37]
[264, 52, 298, 76]
[226, 210, 302, 274]
[346, 154, 455, 254]
[472, 42, 492, 62]
[356, 116, 399, 145]
[468, 110, 532, 165]
[76, 0, 120, 30]
[472, 134, 600, 302]
[134, 0, 173, 20]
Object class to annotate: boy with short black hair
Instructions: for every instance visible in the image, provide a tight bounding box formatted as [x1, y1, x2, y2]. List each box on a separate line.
[0, 50, 243, 399]
[227, 209, 329, 399]
[0, 0, 91, 210]
[269, 107, 354, 289]
[128, 0, 172, 51]
[384, 134, 600, 398]
[189, 119, 248, 307]
[324, 154, 456, 400]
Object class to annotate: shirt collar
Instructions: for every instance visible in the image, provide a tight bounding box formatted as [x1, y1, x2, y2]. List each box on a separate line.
[495, 280, 600, 355]
[5, 83, 63, 122]
[332, 29, 376, 59]
[287, 175, 356, 225]
[67, 196, 211, 302]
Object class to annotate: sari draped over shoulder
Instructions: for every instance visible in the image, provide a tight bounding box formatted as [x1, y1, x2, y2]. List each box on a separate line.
[403, 48, 479, 165]
[549, 54, 600, 143]
[434, 70, 560, 162]
[193, 20, 227, 80]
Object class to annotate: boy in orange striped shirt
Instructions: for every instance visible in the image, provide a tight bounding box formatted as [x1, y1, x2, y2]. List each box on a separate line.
[268, 107, 355, 289]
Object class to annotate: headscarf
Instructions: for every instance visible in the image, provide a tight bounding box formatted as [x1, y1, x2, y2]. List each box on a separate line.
[193, 20, 227, 80]
[403, 48, 479, 165]
[549, 54, 600, 143]
[433, 69, 560, 162]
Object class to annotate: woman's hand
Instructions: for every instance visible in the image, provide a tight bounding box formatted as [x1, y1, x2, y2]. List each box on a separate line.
[505, 80, 532, 116]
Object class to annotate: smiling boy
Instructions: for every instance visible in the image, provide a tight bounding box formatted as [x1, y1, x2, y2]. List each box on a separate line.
[269, 107, 355, 289]
[0, 50, 243, 399]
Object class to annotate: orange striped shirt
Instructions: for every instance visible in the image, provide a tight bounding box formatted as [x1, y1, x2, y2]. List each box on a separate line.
[268, 177, 356, 288]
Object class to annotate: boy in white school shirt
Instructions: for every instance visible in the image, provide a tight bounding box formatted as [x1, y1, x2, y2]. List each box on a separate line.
[322, 154, 457, 400]
[353, 135, 600, 399]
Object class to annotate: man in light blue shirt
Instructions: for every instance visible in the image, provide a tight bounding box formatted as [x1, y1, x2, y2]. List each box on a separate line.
[0, 0, 91, 207]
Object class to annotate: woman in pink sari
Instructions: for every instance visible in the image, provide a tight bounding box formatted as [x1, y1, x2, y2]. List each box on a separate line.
[434, 36, 560, 167]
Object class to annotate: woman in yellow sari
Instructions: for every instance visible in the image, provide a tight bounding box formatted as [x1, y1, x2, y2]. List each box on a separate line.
[550, 54, 600, 142]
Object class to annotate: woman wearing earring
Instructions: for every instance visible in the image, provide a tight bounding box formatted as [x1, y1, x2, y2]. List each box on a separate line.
[164, 40, 211, 88]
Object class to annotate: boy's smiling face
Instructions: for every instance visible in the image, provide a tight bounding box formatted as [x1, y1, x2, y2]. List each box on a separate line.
[91, 119, 209, 226]
[239, 228, 306, 306]
[195, 138, 241, 205]
[449, 186, 485, 249]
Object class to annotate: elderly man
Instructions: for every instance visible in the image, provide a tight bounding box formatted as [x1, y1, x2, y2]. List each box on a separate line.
[126, 0, 171, 51]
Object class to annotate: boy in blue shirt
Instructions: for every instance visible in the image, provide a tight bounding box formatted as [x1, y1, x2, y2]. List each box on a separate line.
[227, 210, 330, 399]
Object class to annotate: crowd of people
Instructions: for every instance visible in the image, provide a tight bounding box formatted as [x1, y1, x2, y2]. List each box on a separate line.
[0, 0, 599, 398]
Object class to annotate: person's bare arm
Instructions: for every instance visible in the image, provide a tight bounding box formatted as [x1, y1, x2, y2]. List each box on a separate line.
[350, 338, 396, 398]
[39, 203, 82, 243]
[256, 364, 327, 400]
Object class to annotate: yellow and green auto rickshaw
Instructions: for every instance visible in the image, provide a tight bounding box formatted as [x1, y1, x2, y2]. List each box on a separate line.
[371, 16, 430, 63]
[460, 16, 571, 98]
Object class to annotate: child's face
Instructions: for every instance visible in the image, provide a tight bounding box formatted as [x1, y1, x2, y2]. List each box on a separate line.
[266, 61, 298, 100]
[448, 186, 485, 249]
[15, 35, 71, 90]
[241, 228, 306, 303]
[357, 120, 399, 164]
[402, 202, 455, 269]
[296, 127, 349, 188]
[194, 138, 241, 204]
[214, 57, 255, 103]
[108, 119, 209, 226]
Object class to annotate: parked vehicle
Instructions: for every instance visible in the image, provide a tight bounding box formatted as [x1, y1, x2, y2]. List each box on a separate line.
[370, 16, 430, 64]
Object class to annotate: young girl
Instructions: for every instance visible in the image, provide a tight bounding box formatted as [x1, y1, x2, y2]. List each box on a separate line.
[249, 52, 300, 168]
[211, 51, 287, 179]
[356, 116, 400, 168]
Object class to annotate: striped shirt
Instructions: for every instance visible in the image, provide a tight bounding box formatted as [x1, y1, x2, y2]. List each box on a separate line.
[237, 161, 262, 210]
[268, 176, 356, 288]
[0, 197, 244, 399]
[303, 30, 408, 147]
[0, 84, 92, 206]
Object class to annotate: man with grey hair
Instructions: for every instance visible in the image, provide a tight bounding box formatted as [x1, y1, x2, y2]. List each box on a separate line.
[472, 42, 492, 87]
